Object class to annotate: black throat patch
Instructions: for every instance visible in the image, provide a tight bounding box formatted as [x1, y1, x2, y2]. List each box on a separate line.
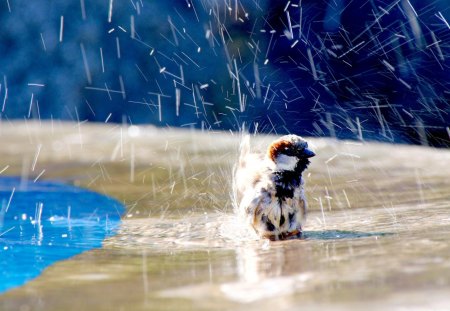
[273, 159, 309, 202]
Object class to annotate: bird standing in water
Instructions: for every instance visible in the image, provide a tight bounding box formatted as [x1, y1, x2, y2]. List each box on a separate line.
[234, 135, 315, 240]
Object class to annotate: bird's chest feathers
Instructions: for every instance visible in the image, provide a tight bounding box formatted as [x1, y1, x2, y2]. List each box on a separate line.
[273, 170, 302, 200]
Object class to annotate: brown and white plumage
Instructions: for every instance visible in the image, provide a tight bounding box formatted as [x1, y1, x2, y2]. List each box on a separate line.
[234, 134, 315, 240]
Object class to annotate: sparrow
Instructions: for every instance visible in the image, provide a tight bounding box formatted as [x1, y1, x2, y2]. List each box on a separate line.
[234, 134, 315, 240]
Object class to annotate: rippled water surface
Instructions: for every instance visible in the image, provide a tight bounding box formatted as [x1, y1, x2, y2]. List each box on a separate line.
[0, 122, 449, 311]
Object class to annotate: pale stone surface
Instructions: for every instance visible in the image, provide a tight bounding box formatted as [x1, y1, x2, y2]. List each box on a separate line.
[0, 121, 449, 310]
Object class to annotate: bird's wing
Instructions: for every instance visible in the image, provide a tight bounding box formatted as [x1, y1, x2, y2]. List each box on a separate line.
[239, 188, 262, 214]
[238, 188, 272, 228]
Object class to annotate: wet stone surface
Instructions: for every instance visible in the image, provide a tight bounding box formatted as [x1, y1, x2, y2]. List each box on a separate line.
[0, 121, 449, 311]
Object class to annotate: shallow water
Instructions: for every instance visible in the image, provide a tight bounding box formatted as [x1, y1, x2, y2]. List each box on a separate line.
[0, 177, 124, 293]
[0, 122, 449, 310]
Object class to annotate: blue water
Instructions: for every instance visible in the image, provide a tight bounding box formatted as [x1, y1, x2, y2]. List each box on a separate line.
[0, 177, 125, 293]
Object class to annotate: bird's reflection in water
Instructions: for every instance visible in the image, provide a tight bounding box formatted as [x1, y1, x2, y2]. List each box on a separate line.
[228, 230, 389, 302]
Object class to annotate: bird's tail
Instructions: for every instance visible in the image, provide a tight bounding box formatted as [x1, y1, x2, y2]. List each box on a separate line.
[231, 134, 251, 213]
[238, 134, 251, 167]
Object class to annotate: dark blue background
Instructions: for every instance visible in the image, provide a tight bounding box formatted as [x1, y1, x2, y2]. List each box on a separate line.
[0, 0, 449, 145]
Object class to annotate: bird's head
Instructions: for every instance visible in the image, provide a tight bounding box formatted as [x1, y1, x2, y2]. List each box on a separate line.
[267, 135, 315, 172]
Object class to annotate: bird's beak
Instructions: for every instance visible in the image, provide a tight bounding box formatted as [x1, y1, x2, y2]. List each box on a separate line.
[303, 148, 316, 158]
